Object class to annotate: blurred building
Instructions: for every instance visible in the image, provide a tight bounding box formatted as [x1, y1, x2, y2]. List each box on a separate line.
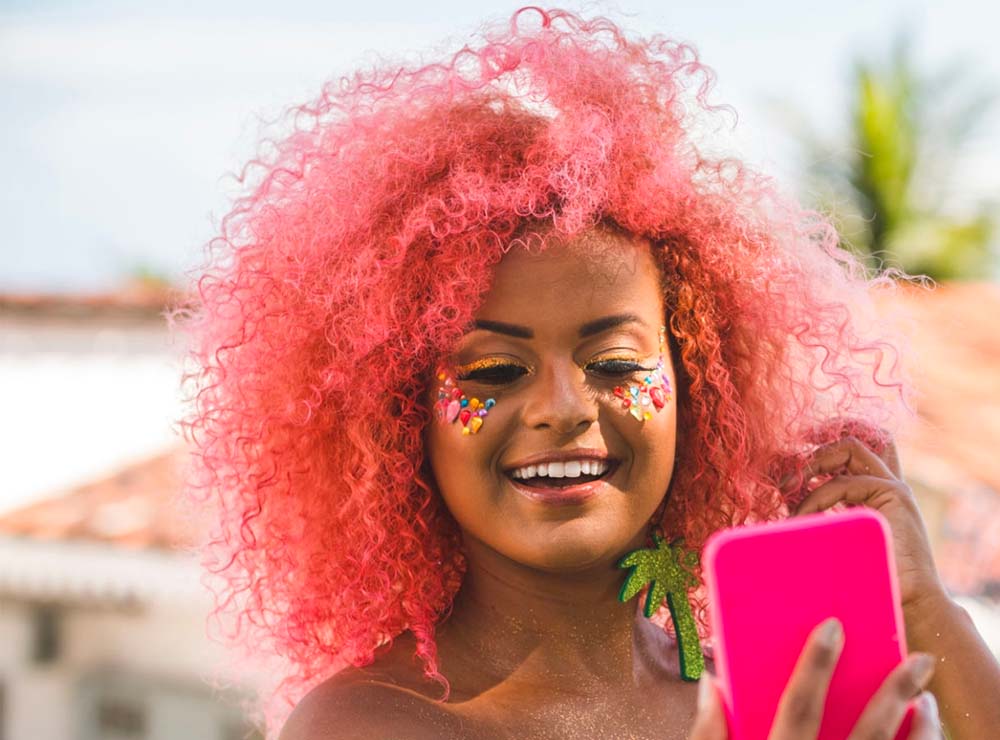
[0, 292, 260, 740]
[0, 283, 998, 740]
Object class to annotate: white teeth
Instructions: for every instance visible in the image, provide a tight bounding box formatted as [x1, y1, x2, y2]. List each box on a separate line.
[509, 459, 611, 480]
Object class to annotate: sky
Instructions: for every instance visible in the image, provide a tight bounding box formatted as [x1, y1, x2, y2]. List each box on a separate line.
[2, 0, 999, 292]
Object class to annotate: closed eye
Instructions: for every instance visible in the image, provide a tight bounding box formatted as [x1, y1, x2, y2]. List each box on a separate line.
[586, 358, 656, 377]
[456, 362, 530, 385]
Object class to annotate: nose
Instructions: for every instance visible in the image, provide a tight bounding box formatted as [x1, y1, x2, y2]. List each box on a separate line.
[520, 358, 599, 435]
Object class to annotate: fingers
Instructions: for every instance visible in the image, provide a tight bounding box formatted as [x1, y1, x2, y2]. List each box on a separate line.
[787, 436, 917, 516]
[846, 653, 937, 740]
[768, 618, 844, 740]
[795, 474, 908, 516]
[777, 437, 895, 494]
[879, 438, 903, 479]
[908, 691, 944, 739]
[688, 673, 728, 740]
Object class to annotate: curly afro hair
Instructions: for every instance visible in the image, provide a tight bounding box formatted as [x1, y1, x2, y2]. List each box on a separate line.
[174, 7, 912, 733]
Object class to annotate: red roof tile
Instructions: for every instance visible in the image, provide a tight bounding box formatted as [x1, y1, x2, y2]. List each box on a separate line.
[0, 284, 187, 321]
[0, 448, 200, 551]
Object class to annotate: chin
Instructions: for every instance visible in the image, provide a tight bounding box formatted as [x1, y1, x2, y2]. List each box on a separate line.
[512, 520, 630, 572]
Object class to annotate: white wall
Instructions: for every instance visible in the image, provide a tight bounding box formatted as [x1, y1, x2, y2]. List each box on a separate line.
[0, 602, 74, 740]
[0, 598, 260, 740]
[0, 316, 183, 515]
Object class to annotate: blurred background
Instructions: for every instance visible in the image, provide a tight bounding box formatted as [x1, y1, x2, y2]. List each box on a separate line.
[2, 1, 998, 737]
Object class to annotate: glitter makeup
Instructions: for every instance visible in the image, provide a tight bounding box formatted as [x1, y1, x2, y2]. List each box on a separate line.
[611, 326, 672, 422]
[434, 367, 496, 435]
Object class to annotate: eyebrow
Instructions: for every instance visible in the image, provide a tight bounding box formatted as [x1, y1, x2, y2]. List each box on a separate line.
[578, 313, 648, 338]
[469, 313, 648, 339]
[471, 319, 534, 338]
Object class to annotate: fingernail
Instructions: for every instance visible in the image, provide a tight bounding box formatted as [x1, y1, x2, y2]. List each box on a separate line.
[918, 691, 940, 723]
[911, 654, 935, 686]
[820, 618, 843, 648]
[697, 674, 715, 710]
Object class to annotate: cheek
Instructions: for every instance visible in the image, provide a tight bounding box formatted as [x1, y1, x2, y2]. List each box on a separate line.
[646, 405, 678, 466]
[619, 402, 676, 457]
[425, 394, 506, 515]
[426, 419, 468, 490]
[607, 386, 677, 494]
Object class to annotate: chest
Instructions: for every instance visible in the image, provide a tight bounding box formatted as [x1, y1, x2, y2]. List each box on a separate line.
[432, 681, 699, 740]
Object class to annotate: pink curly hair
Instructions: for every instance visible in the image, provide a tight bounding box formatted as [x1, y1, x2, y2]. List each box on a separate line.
[175, 7, 912, 732]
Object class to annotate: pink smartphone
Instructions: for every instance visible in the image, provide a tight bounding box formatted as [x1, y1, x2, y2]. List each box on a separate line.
[703, 508, 914, 740]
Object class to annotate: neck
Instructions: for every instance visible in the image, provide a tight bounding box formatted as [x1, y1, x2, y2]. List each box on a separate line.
[434, 535, 673, 695]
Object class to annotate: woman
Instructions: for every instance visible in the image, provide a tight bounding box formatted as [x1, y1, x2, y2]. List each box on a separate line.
[179, 8, 1000, 738]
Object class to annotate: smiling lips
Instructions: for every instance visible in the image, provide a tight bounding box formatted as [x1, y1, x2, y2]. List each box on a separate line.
[505, 453, 617, 492]
[510, 458, 610, 483]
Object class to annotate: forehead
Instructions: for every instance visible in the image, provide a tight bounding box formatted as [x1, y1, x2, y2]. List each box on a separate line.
[476, 229, 664, 330]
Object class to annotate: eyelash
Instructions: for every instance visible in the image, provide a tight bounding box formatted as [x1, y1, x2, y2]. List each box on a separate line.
[455, 357, 655, 386]
[457, 364, 529, 385]
[588, 358, 652, 377]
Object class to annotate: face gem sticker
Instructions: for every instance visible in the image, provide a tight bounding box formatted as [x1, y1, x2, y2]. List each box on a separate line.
[435, 367, 495, 435]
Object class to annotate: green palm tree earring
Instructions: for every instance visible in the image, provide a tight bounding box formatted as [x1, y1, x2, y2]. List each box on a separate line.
[618, 530, 705, 681]
[616, 325, 705, 681]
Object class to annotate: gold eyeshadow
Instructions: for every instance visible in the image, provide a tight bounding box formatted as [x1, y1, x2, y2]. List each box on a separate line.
[452, 354, 652, 377]
[452, 357, 529, 376]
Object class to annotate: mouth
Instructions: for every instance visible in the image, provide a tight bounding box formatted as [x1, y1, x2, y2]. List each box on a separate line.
[503, 457, 620, 504]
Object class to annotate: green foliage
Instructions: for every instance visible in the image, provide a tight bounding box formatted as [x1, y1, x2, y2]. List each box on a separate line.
[783, 33, 997, 280]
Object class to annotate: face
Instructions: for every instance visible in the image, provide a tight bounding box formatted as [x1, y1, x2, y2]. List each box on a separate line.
[426, 228, 678, 573]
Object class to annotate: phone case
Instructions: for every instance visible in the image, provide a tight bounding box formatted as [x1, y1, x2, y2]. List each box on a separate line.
[703, 508, 914, 740]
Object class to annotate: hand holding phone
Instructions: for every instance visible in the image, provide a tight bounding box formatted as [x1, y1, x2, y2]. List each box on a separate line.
[688, 622, 942, 739]
[696, 509, 937, 740]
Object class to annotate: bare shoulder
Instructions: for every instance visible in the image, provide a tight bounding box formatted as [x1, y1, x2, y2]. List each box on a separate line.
[278, 668, 461, 740]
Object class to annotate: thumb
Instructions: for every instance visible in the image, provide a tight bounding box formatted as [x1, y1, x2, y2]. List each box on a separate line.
[688, 673, 728, 739]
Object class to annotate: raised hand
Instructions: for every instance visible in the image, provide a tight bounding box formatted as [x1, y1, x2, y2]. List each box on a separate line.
[789, 436, 945, 614]
[784, 435, 1000, 738]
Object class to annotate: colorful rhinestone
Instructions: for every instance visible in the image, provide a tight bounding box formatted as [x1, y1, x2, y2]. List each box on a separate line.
[612, 327, 673, 423]
[435, 366, 495, 435]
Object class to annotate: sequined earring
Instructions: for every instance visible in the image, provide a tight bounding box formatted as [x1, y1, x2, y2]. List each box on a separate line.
[435, 367, 496, 435]
[612, 327, 672, 422]
[618, 528, 704, 681]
